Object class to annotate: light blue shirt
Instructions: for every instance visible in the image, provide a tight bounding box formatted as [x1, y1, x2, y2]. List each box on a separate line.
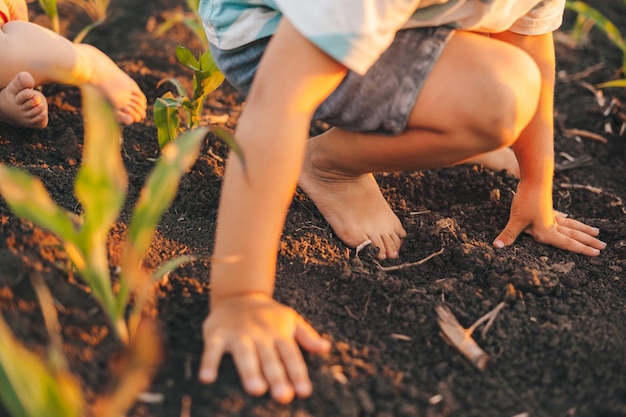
[200, 0, 565, 74]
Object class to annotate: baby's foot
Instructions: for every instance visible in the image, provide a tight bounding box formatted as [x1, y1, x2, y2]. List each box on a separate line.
[463, 147, 520, 178]
[76, 44, 147, 125]
[299, 153, 407, 260]
[0, 71, 48, 128]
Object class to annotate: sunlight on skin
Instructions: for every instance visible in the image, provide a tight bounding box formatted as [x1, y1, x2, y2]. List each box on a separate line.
[0, 18, 146, 125]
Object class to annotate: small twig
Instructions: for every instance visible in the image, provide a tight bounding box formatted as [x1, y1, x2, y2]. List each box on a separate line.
[206, 147, 224, 162]
[557, 62, 605, 83]
[467, 301, 506, 338]
[562, 128, 608, 144]
[344, 305, 358, 320]
[559, 183, 603, 194]
[555, 154, 594, 172]
[391, 333, 412, 342]
[436, 305, 490, 371]
[578, 81, 606, 107]
[410, 210, 431, 215]
[375, 248, 444, 271]
[355, 239, 372, 257]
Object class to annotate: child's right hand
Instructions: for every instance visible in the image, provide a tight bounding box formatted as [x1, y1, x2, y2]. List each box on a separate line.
[199, 293, 331, 404]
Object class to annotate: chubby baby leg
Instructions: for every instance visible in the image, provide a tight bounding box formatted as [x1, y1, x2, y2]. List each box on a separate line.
[0, 71, 48, 128]
[74, 43, 147, 125]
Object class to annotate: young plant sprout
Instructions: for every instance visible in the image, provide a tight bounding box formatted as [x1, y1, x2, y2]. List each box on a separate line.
[565, 1, 626, 87]
[37, 0, 59, 33]
[38, 0, 111, 42]
[154, 46, 224, 148]
[0, 85, 206, 343]
[154, 0, 208, 49]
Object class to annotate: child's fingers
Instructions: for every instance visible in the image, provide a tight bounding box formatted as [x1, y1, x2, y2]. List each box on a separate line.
[257, 341, 295, 404]
[492, 218, 526, 248]
[294, 316, 331, 354]
[539, 229, 603, 256]
[232, 336, 269, 396]
[276, 338, 313, 398]
[555, 216, 600, 237]
[198, 334, 225, 383]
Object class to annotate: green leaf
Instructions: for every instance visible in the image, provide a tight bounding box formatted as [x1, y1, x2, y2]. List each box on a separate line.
[0, 165, 78, 241]
[75, 85, 127, 249]
[565, 1, 626, 51]
[176, 45, 201, 71]
[0, 315, 83, 417]
[157, 77, 189, 99]
[213, 126, 246, 173]
[596, 78, 626, 88]
[37, 0, 60, 33]
[154, 96, 184, 148]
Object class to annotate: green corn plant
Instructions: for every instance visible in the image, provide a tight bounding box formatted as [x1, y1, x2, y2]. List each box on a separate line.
[565, 1, 626, 88]
[0, 85, 206, 343]
[37, 0, 110, 43]
[0, 314, 83, 417]
[0, 272, 161, 417]
[37, 0, 60, 34]
[154, 46, 225, 148]
[154, 0, 208, 49]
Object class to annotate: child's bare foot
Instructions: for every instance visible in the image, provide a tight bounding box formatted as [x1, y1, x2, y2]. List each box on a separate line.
[75, 44, 147, 125]
[299, 147, 407, 260]
[0, 71, 48, 128]
[463, 147, 520, 178]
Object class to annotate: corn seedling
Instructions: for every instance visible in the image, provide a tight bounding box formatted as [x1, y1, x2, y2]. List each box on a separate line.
[154, 46, 224, 147]
[154, 0, 208, 49]
[37, 0, 110, 43]
[0, 279, 161, 417]
[565, 1, 626, 88]
[154, 46, 246, 172]
[37, 0, 60, 34]
[0, 85, 205, 343]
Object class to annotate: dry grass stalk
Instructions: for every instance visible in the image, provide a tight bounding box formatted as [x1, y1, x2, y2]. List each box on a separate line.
[436, 306, 490, 371]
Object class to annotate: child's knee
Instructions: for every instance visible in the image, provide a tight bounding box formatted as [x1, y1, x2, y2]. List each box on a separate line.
[477, 51, 541, 150]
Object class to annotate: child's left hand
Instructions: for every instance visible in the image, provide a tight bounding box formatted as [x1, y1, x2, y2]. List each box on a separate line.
[492, 181, 607, 255]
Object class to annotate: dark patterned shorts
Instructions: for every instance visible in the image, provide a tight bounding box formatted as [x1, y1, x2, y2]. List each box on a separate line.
[210, 26, 453, 135]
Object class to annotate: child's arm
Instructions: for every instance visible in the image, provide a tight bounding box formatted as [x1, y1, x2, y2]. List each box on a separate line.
[492, 31, 606, 255]
[199, 19, 347, 404]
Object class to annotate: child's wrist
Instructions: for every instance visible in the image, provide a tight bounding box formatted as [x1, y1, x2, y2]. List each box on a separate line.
[210, 291, 273, 307]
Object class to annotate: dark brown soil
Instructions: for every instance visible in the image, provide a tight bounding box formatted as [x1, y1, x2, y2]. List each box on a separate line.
[1, 1, 625, 416]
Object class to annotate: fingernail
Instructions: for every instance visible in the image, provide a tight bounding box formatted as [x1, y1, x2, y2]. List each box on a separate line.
[199, 368, 215, 382]
[272, 383, 292, 401]
[295, 382, 312, 397]
[493, 240, 505, 248]
[247, 377, 265, 393]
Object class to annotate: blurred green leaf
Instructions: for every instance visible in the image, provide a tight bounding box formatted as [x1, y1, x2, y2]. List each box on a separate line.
[0, 166, 78, 241]
[0, 315, 83, 417]
[154, 94, 184, 147]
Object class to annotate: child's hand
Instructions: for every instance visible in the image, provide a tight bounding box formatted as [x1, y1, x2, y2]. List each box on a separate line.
[199, 293, 330, 404]
[493, 182, 607, 255]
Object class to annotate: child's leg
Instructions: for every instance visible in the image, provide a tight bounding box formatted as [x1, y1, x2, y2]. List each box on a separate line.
[0, 21, 146, 124]
[300, 30, 541, 259]
[463, 148, 520, 178]
[0, 71, 48, 128]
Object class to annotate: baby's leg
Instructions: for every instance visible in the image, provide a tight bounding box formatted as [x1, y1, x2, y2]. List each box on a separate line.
[73, 43, 147, 124]
[300, 30, 540, 259]
[0, 71, 48, 128]
[0, 20, 146, 125]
